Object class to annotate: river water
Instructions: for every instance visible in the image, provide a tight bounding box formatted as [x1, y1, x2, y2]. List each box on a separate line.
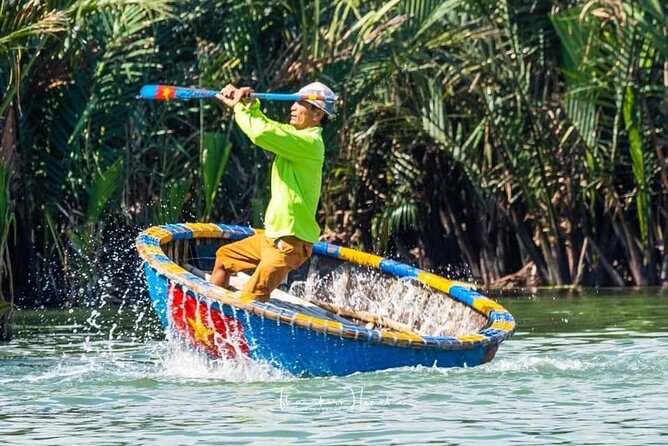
[1, 289, 667, 445]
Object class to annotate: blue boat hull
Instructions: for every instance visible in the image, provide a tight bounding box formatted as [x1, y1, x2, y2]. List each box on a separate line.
[137, 223, 515, 376]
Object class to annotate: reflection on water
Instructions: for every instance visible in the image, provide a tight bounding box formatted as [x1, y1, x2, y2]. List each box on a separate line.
[1, 290, 667, 444]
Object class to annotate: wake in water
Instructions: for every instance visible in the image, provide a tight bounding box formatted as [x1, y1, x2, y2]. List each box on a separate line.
[290, 263, 486, 337]
[1, 338, 291, 385]
[160, 334, 291, 382]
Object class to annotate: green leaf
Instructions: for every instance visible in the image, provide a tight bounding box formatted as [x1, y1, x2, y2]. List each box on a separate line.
[623, 85, 648, 245]
[200, 132, 231, 221]
[0, 162, 15, 305]
[85, 157, 124, 223]
[153, 179, 189, 225]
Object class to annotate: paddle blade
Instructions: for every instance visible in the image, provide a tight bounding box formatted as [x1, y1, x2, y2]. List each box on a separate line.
[139, 85, 218, 100]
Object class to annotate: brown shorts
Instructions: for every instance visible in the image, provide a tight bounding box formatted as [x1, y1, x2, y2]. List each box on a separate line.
[216, 233, 313, 301]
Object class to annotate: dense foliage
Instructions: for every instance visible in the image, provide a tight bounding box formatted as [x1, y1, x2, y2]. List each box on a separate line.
[1, 0, 666, 329]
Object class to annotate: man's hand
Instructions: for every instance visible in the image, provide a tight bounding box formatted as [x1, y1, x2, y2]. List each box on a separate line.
[216, 84, 254, 108]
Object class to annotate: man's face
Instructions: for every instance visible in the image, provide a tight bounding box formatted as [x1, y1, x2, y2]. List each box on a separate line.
[290, 101, 322, 130]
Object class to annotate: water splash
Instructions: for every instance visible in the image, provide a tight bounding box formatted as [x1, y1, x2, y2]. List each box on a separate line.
[290, 264, 486, 336]
[158, 343, 290, 382]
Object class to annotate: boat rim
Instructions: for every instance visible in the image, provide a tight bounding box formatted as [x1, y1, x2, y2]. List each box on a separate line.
[136, 222, 516, 351]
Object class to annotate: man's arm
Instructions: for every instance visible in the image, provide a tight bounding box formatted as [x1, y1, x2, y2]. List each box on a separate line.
[216, 84, 321, 161]
[232, 101, 321, 161]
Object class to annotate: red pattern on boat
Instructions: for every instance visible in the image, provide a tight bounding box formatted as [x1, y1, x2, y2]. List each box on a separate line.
[169, 284, 249, 358]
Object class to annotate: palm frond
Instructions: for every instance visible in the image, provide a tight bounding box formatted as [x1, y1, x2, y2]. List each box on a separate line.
[85, 157, 124, 223]
[200, 132, 231, 221]
[152, 178, 189, 225]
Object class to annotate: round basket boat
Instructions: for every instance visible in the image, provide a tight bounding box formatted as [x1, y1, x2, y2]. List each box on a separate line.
[136, 223, 515, 376]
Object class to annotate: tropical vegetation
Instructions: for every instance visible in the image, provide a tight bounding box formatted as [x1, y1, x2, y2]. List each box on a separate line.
[0, 0, 666, 338]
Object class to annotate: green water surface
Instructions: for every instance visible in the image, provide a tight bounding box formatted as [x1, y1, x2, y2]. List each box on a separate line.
[1, 289, 667, 445]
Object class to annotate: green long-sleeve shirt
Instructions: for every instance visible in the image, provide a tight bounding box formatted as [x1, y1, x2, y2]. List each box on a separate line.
[233, 101, 324, 243]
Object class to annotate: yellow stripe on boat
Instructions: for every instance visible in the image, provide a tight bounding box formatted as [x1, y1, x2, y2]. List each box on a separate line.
[338, 247, 382, 268]
[140, 245, 165, 257]
[418, 272, 456, 293]
[472, 298, 506, 316]
[490, 320, 515, 331]
[381, 331, 424, 343]
[162, 263, 188, 275]
[417, 271, 477, 294]
[456, 334, 487, 343]
[184, 222, 223, 238]
[292, 313, 343, 332]
[144, 227, 173, 242]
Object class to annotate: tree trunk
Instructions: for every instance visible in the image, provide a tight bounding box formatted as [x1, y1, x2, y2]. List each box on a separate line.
[661, 221, 668, 286]
[0, 104, 16, 341]
[587, 236, 626, 287]
[506, 208, 549, 283]
[612, 213, 648, 286]
[539, 231, 563, 285]
[438, 203, 481, 280]
[573, 237, 589, 286]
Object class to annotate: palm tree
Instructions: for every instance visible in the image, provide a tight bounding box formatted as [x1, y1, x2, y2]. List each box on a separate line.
[314, 0, 666, 286]
[0, 0, 68, 338]
[1, 0, 171, 318]
[1, 0, 666, 325]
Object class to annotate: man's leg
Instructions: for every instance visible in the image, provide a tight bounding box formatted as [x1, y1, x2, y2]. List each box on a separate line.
[241, 236, 313, 302]
[209, 256, 232, 288]
[210, 234, 264, 288]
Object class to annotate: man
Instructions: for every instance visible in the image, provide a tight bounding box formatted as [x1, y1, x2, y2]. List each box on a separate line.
[210, 82, 335, 302]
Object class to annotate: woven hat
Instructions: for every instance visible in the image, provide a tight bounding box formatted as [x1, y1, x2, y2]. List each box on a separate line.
[298, 82, 336, 116]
